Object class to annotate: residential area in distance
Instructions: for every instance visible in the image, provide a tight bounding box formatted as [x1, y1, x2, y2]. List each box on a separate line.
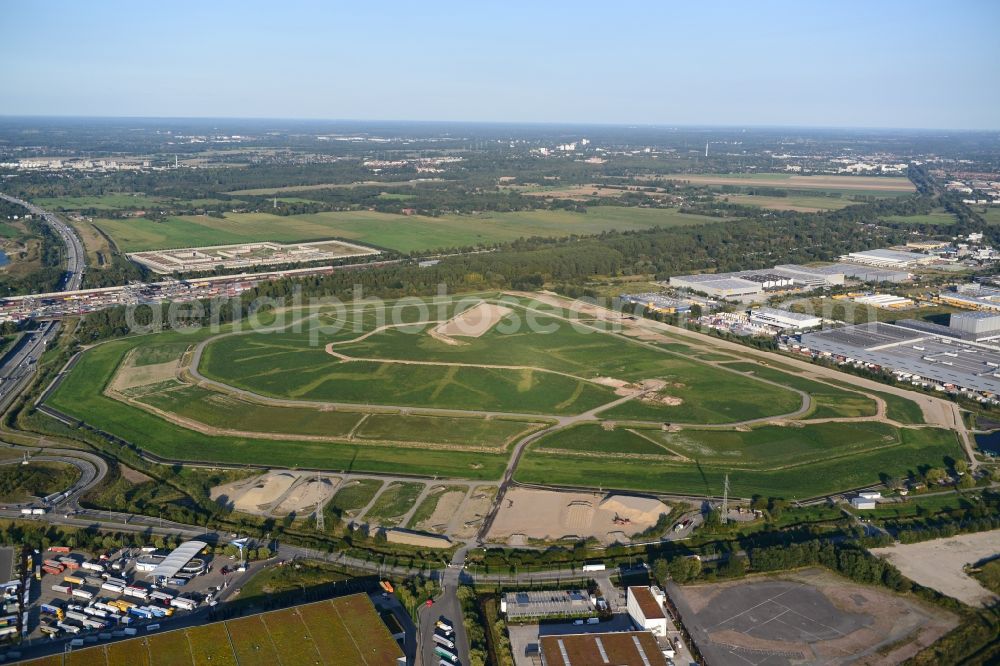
[1, 2, 999, 666]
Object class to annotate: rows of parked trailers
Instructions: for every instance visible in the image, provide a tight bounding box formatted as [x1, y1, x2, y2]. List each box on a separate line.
[33, 547, 199, 642]
[434, 616, 460, 665]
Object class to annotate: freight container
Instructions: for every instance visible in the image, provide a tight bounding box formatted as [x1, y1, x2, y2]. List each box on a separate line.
[434, 647, 458, 663]
[433, 633, 455, 649]
[149, 591, 173, 602]
[43, 560, 63, 570]
[0, 626, 18, 638]
[82, 618, 106, 630]
[63, 575, 84, 586]
[42, 566, 62, 576]
[104, 577, 128, 588]
[123, 627, 137, 636]
[40, 625, 60, 637]
[71, 589, 93, 600]
[0, 615, 16, 627]
[82, 562, 104, 573]
[51, 584, 70, 594]
[124, 590, 149, 601]
[147, 623, 160, 632]
[101, 582, 124, 594]
[40, 603, 64, 619]
[65, 611, 88, 622]
[169, 597, 196, 611]
[84, 607, 107, 619]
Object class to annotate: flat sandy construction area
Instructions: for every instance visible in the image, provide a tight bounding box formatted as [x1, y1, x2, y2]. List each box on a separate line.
[487, 487, 670, 545]
[211, 470, 341, 516]
[871, 530, 1000, 606]
[434, 302, 513, 339]
[661, 173, 915, 192]
[670, 567, 957, 666]
[108, 351, 178, 392]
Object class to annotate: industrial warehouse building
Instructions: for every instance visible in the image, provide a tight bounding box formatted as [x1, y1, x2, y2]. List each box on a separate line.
[668, 274, 763, 299]
[949, 312, 1000, 339]
[840, 248, 936, 269]
[669, 263, 846, 300]
[749, 307, 823, 330]
[800, 321, 1000, 394]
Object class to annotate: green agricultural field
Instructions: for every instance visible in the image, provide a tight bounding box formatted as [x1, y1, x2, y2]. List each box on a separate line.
[92, 206, 719, 253]
[363, 482, 424, 525]
[882, 208, 958, 226]
[34, 194, 166, 211]
[722, 194, 856, 212]
[662, 172, 915, 196]
[983, 208, 1000, 226]
[519, 424, 963, 499]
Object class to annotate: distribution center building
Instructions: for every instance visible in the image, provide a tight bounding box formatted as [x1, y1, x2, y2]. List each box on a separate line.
[749, 307, 823, 330]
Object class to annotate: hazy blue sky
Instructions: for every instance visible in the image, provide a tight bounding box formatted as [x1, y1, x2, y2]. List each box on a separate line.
[3, 0, 998, 129]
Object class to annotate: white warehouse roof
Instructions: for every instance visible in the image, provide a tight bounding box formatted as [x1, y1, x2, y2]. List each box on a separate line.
[147, 540, 207, 579]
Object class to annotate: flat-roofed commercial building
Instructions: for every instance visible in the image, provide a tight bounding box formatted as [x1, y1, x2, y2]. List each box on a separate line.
[841, 248, 934, 268]
[772, 264, 846, 287]
[668, 274, 763, 299]
[626, 586, 668, 637]
[950, 312, 1000, 338]
[800, 321, 1000, 394]
[749, 307, 823, 330]
[501, 589, 593, 620]
[540, 631, 668, 666]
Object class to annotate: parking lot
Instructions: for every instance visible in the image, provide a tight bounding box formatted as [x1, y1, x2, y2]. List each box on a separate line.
[19, 545, 260, 650]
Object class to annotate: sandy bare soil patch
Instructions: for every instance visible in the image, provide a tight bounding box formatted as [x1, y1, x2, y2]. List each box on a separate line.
[212, 471, 340, 516]
[487, 487, 670, 545]
[672, 567, 956, 666]
[871, 530, 1000, 606]
[413, 488, 468, 533]
[272, 475, 341, 515]
[450, 485, 497, 539]
[660, 174, 915, 192]
[109, 350, 179, 391]
[434, 302, 513, 339]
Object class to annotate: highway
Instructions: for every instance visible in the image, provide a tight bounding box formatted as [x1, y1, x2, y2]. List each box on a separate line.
[0, 193, 86, 292]
[0, 194, 86, 416]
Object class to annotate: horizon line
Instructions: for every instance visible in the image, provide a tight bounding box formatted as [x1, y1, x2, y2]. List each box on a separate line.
[0, 113, 996, 134]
